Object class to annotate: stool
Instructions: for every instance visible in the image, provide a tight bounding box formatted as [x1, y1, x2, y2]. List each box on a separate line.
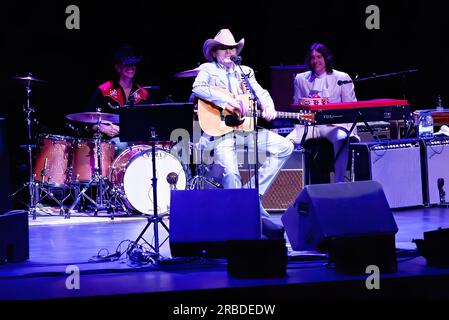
[303, 136, 359, 184]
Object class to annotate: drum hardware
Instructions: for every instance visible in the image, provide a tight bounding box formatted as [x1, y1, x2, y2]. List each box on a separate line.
[174, 68, 200, 78]
[187, 143, 223, 190]
[106, 184, 130, 215]
[10, 73, 68, 218]
[65, 109, 117, 219]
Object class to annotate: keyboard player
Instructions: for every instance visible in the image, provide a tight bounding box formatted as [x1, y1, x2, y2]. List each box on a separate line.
[286, 43, 358, 183]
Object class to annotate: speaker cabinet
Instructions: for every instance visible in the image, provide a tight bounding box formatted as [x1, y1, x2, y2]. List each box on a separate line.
[239, 148, 305, 211]
[350, 139, 423, 208]
[357, 121, 391, 142]
[0, 211, 29, 264]
[270, 65, 307, 111]
[282, 181, 398, 273]
[169, 189, 261, 258]
[421, 137, 449, 205]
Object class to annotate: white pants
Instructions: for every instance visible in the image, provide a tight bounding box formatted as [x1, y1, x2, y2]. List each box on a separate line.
[202, 129, 294, 195]
[286, 124, 358, 183]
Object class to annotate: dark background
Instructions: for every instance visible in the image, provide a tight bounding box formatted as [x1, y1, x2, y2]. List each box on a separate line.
[0, 0, 447, 207]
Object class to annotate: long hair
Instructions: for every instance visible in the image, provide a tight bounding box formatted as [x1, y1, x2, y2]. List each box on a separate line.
[305, 43, 334, 74]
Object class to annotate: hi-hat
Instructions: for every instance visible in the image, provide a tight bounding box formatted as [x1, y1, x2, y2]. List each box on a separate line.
[12, 73, 47, 85]
[66, 112, 119, 124]
[175, 68, 199, 78]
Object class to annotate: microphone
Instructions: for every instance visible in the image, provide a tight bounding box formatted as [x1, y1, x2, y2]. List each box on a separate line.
[166, 172, 179, 189]
[337, 79, 353, 86]
[231, 56, 242, 64]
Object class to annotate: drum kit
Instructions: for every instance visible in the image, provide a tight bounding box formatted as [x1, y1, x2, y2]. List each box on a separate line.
[11, 73, 195, 220]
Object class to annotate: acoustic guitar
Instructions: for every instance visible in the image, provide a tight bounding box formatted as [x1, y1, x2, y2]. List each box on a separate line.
[197, 92, 314, 137]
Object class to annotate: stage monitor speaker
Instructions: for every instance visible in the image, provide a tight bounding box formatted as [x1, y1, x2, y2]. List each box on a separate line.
[169, 189, 261, 258]
[0, 211, 29, 264]
[239, 148, 305, 211]
[282, 181, 398, 273]
[350, 139, 424, 208]
[420, 137, 449, 205]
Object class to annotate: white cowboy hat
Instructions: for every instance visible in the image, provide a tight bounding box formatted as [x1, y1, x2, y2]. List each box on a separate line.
[202, 29, 245, 62]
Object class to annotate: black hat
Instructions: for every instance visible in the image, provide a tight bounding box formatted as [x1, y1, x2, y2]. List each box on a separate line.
[113, 45, 142, 65]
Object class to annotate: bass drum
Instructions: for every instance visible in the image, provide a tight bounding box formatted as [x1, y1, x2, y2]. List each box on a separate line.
[110, 146, 186, 215]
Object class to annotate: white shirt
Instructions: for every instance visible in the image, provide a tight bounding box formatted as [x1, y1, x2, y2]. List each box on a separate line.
[192, 62, 275, 111]
[293, 69, 356, 103]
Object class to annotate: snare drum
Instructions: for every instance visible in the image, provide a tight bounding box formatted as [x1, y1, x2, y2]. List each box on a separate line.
[110, 147, 186, 214]
[33, 134, 73, 186]
[71, 138, 116, 182]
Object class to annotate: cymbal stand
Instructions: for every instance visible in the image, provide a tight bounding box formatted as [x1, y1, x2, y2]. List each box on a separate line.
[66, 110, 113, 219]
[10, 73, 54, 219]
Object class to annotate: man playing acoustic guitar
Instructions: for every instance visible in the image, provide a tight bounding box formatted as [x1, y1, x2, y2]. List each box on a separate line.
[192, 29, 294, 238]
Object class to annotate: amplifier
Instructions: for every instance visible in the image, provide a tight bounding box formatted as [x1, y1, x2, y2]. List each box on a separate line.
[357, 121, 391, 142]
[239, 148, 305, 211]
[420, 136, 449, 205]
[270, 64, 308, 111]
[350, 139, 424, 208]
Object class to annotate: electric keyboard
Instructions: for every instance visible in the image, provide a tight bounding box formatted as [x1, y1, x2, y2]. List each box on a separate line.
[292, 99, 412, 125]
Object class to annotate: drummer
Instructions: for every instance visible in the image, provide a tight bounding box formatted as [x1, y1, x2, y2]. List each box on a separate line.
[85, 45, 151, 155]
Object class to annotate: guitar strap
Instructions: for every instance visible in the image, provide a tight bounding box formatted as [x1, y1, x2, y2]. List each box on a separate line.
[237, 72, 248, 94]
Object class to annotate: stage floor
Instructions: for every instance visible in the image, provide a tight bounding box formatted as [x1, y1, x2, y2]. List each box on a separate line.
[1, 206, 449, 306]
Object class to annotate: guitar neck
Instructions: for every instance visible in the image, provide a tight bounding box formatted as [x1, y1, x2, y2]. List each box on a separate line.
[244, 110, 304, 119]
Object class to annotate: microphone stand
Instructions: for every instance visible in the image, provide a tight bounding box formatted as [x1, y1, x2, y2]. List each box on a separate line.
[233, 57, 261, 193]
[337, 69, 418, 86]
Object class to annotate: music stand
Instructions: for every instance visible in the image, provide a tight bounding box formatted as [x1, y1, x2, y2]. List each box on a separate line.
[119, 103, 194, 259]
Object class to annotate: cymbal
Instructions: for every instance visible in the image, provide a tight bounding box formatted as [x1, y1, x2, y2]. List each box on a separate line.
[12, 73, 47, 85]
[66, 112, 119, 124]
[175, 68, 199, 78]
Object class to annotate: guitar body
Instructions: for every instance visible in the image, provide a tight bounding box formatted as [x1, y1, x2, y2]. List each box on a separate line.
[197, 93, 256, 136]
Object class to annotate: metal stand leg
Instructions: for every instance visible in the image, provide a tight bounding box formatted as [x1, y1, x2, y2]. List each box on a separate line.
[127, 137, 171, 261]
[65, 112, 115, 219]
[10, 73, 67, 220]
